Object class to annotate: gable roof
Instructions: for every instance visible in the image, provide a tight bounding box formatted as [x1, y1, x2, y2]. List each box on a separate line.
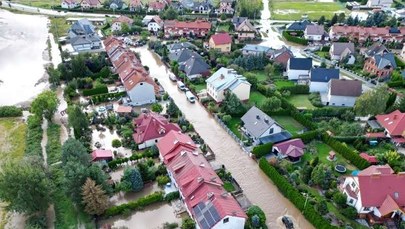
[359, 152, 378, 163]
[231, 16, 248, 28]
[91, 149, 113, 161]
[70, 18, 96, 36]
[288, 58, 312, 70]
[329, 79, 362, 97]
[305, 24, 325, 35]
[236, 19, 256, 32]
[364, 43, 389, 57]
[210, 33, 232, 45]
[241, 106, 279, 139]
[157, 130, 196, 161]
[331, 42, 355, 56]
[375, 110, 405, 136]
[242, 44, 272, 53]
[168, 49, 203, 63]
[310, 68, 340, 82]
[81, 0, 101, 6]
[206, 67, 250, 92]
[182, 56, 210, 77]
[167, 42, 197, 52]
[372, 53, 397, 70]
[273, 138, 305, 157]
[286, 20, 313, 31]
[113, 15, 134, 24]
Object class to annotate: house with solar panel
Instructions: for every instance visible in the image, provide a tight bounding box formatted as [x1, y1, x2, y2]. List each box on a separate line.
[157, 130, 247, 229]
[68, 18, 101, 52]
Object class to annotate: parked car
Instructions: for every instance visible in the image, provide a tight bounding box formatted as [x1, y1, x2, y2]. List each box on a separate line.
[185, 91, 195, 103]
[177, 81, 186, 91]
[282, 216, 294, 229]
[169, 73, 176, 82]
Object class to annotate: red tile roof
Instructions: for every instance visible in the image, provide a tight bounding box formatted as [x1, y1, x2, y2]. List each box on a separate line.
[116, 105, 132, 113]
[365, 132, 386, 138]
[91, 149, 113, 161]
[273, 139, 305, 158]
[378, 195, 404, 217]
[359, 152, 378, 164]
[157, 130, 196, 162]
[132, 113, 180, 144]
[210, 33, 232, 45]
[164, 20, 211, 30]
[81, 0, 101, 6]
[376, 110, 405, 136]
[148, 0, 166, 10]
[358, 165, 405, 208]
[113, 15, 134, 25]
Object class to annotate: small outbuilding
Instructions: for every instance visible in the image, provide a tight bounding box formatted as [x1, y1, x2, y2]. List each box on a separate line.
[91, 149, 113, 162]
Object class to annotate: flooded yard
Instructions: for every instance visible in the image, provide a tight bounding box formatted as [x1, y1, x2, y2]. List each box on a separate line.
[110, 182, 161, 206]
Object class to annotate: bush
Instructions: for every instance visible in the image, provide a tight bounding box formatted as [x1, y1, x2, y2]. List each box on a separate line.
[279, 85, 310, 95]
[105, 191, 164, 217]
[91, 92, 126, 104]
[387, 80, 404, 88]
[246, 205, 266, 228]
[112, 139, 122, 148]
[82, 86, 108, 96]
[156, 175, 170, 187]
[164, 191, 180, 202]
[46, 123, 62, 165]
[259, 158, 338, 229]
[342, 206, 357, 219]
[292, 130, 320, 143]
[25, 115, 43, 158]
[282, 31, 308, 45]
[0, 106, 23, 117]
[252, 143, 273, 158]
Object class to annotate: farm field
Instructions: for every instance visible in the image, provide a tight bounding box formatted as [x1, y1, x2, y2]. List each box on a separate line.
[270, 1, 347, 20]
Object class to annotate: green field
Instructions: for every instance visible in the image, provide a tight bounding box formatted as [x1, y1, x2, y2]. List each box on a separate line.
[226, 117, 242, 139]
[217, 24, 231, 32]
[272, 115, 304, 135]
[274, 80, 294, 89]
[0, 118, 27, 161]
[252, 71, 268, 83]
[286, 95, 316, 109]
[249, 91, 267, 106]
[13, 0, 59, 8]
[270, 1, 347, 20]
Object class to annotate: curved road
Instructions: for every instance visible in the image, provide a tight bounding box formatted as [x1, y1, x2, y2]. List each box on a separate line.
[135, 46, 314, 229]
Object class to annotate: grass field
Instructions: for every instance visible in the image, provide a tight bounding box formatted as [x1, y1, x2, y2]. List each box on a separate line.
[217, 24, 231, 32]
[272, 115, 304, 135]
[274, 80, 294, 89]
[252, 71, 268, 83]
[14, 0, 59, 8]
[0, 118, 27, 161]
[286, 95, 316, 109]
[249, 91, 267, 107]
[226, 117, 242, 139]
[270, 1, 347, 20]
[49, 17, 70, 40]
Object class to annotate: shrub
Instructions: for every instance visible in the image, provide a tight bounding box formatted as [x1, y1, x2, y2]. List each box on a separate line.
[156, 175, 170, 187]
[387, 80, 404, 88]
[0, 106, 23, 117]
[164, 191, 180, 202]
[46, 123, 62, 165]
[282, 31, 308, 45]
[342, 206, 357, 219]
[252, 143, 273, 158]
[25, 115, 43, 158]
[279, 85, 309, 94]
[247, 205, 266, 228]
[112, 139, 122, 148]
[333, 192, 347, 208]
[82, 86, 108, 96]
[292, 130, 320, 143]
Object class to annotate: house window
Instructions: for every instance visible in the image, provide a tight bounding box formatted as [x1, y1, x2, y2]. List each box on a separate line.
[363, 207, 370, 211]
[269, 128, 274, 134]
[223, 218, 229, 223]
[349, 199, 354, 204]
[351, 182, 356, 188]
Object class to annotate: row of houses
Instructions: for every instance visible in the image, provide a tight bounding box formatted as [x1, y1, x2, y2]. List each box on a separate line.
[103, 36, 159, 106]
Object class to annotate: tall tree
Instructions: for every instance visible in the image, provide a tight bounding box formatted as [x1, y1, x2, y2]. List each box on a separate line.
[31, 90, 59, 120]
[398, 96, 405, 112]
[0, 159, 52, 214]
[81, 178, 109, 215]
[68, 105, 90, 139]
[61, 138, 90, 166]
[119, 167, 144, 192]
[354, 85, 389, 116]
[221, 92, 246, 116]
[330, 14, 338, 26]
[261, 96, 281, 113]
[71, 54, 90, 78]
[318, 15, 326, 25]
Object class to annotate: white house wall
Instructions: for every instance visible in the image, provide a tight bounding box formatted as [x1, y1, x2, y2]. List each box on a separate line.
[137, 138, 159, 149]
[127, 82, 156, 106]
[309, 82, 329, 93]
[231, 82, 251, 101]
[327, 94, 357, 107]
[287, 69, 309, 80]
[259, 124, 282, 139]
[212, 216, 246, 229]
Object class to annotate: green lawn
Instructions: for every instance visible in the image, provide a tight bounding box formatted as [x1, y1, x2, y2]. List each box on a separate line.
[272, 115, 304, 135]
[252, 71, 268, 83]
[14, 0, 59, 8]
[226, 117, 242, 139]
[274, 80, 294, 89]
[0, 118, 27, 161]
[223, 182, 236, 192]
[191, 83, 206, 92]
[286, 95, 316, 110]
[270, 1, 347, 20]
[217, 24, 230, 32]
[249, 91, 267, 106]
[49, 17, 71, 41]
[315, 51, 329, 59]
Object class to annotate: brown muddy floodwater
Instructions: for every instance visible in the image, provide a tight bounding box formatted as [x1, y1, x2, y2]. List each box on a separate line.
[134, 47, 314, 229]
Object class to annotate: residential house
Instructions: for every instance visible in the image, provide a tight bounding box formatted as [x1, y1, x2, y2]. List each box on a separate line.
[366, 0, 393, 8]
[363, 53, 397, 78]
[234, 18, 256, 41]
[163, 20, 211, 38]
[286, 20, 314, 31]
[231, 17, 247, 29]
[359, 152, 378, 165]
[133, 112, 181, 149]
[111, 15, 134, 33]
[142, 15, 155, 25]
[167, 42, 197, 53]
[157, 130, 247, 229]
[241, 44, 273, 56]
[109, 0, 126, 9]
[329, 42, 355, 64]
[168, 49, 210, 80]
[80, 0, 102, 8]
[286, 58, 312, 81]
[323, 79, 362, 107]
[241, 106, 292, 145]
[148, 0, 166, 12]
[340, 165, 405, 223]
[206, 67, 251, 103]
[209, 32, 232, 53]
[304, 24, 326, 41]
[61, 0, 78, 9]
[329, 26, 405, 43]
[272, 138, 305, 162]
[168, 48, 202, 63]
[91, 149, 113, 162]
[129, 0, 143, 11]
[271, 46, 294, 69]
[309, 68, 340, 92]
[68, 18, 101, 52]
[362, 43, 389, 58]
[147, 16, 163, 32]
[217, 0, 234, 14]
[375, 109, 405, 146]
[180, 0, 212, 13]
[394, 8, 405, 20]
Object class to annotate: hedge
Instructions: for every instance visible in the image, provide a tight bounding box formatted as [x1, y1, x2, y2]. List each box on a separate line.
[292, 130, 320, 143]
[259, 158, 339, 229]
[282, 31, 308, 46]
[82, 86, 108, 96]
[25, 115, 43, 158]
[0, 106, 23, 117]
[108, 150, 158, 170]
[279, 85, 310, 95]
[387, 81, 404, 88]
[311, 107, 353, 119]
[332, 136, 366, 144]
[46, 123, 62, 165]
[92, 91, 126, 104]
[104, 191, 164, 217]
[252, 143, 273, 159]
[164, 191, 180, 202]
[322, 133, 370, 170]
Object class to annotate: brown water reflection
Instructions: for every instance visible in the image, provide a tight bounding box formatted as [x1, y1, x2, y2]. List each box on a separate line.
[134, 46, 314, 229]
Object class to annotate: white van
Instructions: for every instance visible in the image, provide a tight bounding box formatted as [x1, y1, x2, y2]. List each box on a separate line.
[169, 74, 177, 81]
[177, 81, 186, 91]
[185, 91, 195, 103]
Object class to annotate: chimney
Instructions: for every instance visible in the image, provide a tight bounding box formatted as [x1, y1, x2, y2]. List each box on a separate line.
[207, 192, 214, 199]
[197, 177, 204, 183]
[393, 115, 397, 120]
[199, 162, 205, 167]
[220, 74, 225, 79]
[264, 118, 269, 124]
[256, 115, 260, 119]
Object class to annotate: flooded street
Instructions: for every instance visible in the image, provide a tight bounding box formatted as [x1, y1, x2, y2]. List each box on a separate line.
[135, 47, 313, 228]
[0, 9, 49, 105]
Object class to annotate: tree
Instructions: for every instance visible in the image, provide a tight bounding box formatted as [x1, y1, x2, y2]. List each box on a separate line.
[112, 139, 122, 148]
[330, 14, 338, 26]
[399, 96, 405, 112]
[383, 151, 401, 169]
[300, 162, 313, 184]
[315, 200, 328, 215]
[354, 85, 389, 116]
[167, 100, 180, 117]
[81, 178, 109, 215]
[71, 54, 90, 78]
[120, 23, 130, 34]
[67, 105, 90, 139]
[245, 73, 258, 90]
[337, 12, 346, 23]
[161, 7, 178, 20]
[342, 206, 357, 218]
[120, 167, 144, 192]
[0, 159, 52, 214]
[339, 122, 364, 136]
[221, 91, 246, 116]
[222, 114, 232, 124]
[318, 15, 326, 25]
[247, 205, 266, 228]
[261, 96, 281, 113]
[181, 218, 195, 229]
[333, 192, 347, 208]
[311, 164, 333, 190]
[151, 103, 163, 113]
[62, 138, 90, 166]
[47, 66, 61, 86]
[31, 90, 59, 120]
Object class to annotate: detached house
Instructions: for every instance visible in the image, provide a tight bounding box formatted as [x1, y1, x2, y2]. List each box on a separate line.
[148, 0, 166, 12]
[241, 106, 292, 145]
[329, 42, 355, 63]
[286, 20, 313, 32]
[241, 44, 273, 56]
[68, 18, 101, 52]
[111, 15, 134, 33]
[340, 165, 405, 224]
[233, 18, 256, 41]
[209, 32, 232, 53]
[324, 79, 362, 107]
[309, 68, 340, 92]
[363, 53, 397, 78]
[272, 46, 294, 69]
[366, 0, 393, 8]
[286, 58, 312, 81]
[80, 0, 102, 8]
[157, 130, 247, 229]
[272, 138, 305, 162]
[129, 0, 143, 11]
[168, 49, 210, 80]
[375, 110, 405, 146]
[304, 24, 326, 41]
[180, 0, 212, 13]
[362, 43, 389, 58]
[61, 0, 78, 9]
[164, 20, 211, 38]
[147, 16, 163, 32]
[217, 0, 234, 14]
[206, 67, 251, 103]
[133, 112, 181, 149]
